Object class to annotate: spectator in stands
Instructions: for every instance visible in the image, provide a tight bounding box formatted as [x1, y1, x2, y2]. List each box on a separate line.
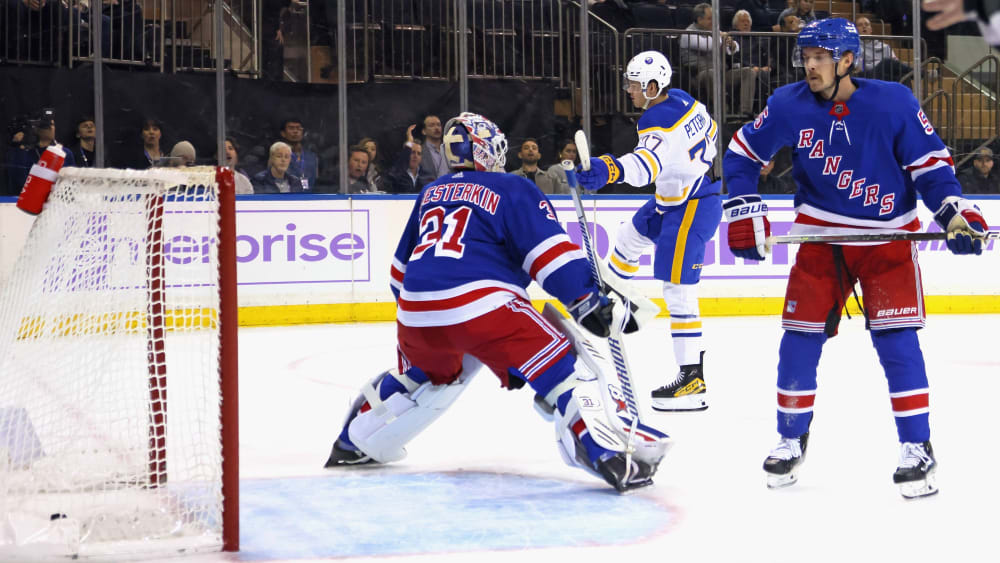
[101, 0, 144, 61]
[384, 125, 424, 194]
[545, 139, 578, 194]
[7, 0, 102, 61]
[417, 114, 449, 185]
[735, 0, 776, 31]
[166, 141, 196, 167]
[629, 0, 674, 29]
[770, 14, 802, 88]
[223, 137, 254, 194]
[959, 148, 998, 194]
[855, 16, 912, 82]
[278, 118, 318, 191]
[510, 138, 558, 194]
[5, 110, 76, 195]
[586, 0, 634, 31]
[261, 0, 293, 80]
[358, 137, 384, 193]
[758, 159, 793, 193]
[680, 3, 740, 104]
[776, 0, 815, 30]
[121, 117, 165, 169]
[728, 9, 771, 119]
[252, 141, 304, 194]
[67, 116, 96, 168]
[345, 145, 373, 193]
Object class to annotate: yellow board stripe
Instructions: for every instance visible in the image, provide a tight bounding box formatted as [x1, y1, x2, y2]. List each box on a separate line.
[670, 199, 700, 284]
[610, 252, 639, 274]
[17, 308, 219, 339]
[638, 102, 699, 134]
[232, 295, 1000, 325]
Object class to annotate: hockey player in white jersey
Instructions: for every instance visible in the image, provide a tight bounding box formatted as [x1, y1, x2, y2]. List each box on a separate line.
[722, 18, 989, 498]
[576, 51, 723, 412]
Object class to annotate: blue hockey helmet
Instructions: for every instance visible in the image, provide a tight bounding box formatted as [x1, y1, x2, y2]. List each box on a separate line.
[794, 18, 861, 66]
[442, 112, 508, 172]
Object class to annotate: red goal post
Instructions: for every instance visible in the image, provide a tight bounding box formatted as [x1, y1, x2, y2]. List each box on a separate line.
[0, 166, 239, 558]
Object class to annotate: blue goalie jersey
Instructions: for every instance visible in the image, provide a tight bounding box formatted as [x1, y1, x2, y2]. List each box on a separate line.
[723, 79, 963, 237]
[390, 170, 595, 327]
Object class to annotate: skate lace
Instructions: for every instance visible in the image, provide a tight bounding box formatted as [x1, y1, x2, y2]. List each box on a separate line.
[768, 437, 802, 461]
[898, 442, 931, 469]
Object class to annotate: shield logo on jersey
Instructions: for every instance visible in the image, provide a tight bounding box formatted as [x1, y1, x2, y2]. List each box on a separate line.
[787, 300, 797, 313]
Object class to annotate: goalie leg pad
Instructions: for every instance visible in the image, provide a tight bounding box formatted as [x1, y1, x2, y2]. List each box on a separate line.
[553, 372, 672, 491]
[345, 356, 481, 463]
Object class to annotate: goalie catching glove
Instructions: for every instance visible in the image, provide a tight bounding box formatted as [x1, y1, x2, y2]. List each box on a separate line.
[933, 196, 988, 255]
[723, 194, 770, 260]
[577, 155, 624, 192]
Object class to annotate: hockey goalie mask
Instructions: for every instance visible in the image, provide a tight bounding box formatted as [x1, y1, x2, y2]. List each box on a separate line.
[793, 18, 860, 68]
[443, 112, 508, 172]
[622, 51, 672, 98]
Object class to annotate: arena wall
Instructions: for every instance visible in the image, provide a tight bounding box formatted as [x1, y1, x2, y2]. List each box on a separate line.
[2, 194, 998, 325]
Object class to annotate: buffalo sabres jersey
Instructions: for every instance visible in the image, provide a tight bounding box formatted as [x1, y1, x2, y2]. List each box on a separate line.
[390, 170, 594, 327]
[724, 78, 962, 237]
[619, 88, 722, 211]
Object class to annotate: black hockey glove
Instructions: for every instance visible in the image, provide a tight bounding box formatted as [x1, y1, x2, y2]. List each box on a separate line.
[567, 291, 613, 338]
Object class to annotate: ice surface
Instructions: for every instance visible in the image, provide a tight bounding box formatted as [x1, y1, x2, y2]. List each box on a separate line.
[180, 314, 999, 563]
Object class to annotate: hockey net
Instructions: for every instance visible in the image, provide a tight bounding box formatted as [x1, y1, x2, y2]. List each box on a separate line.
[0, 166, 238, 559]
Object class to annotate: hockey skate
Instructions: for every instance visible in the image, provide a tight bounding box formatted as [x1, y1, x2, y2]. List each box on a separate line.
[763, 432, 809, 489]
[651, 352, 707, 412]
[893, 441, 938, 499]
[324, 438, 377, 468]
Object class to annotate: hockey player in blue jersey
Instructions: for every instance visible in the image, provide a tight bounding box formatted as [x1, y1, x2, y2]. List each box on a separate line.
[722, 18, 989, 498]
[576, 51, 723, 412]
[324, 112, 671, 492]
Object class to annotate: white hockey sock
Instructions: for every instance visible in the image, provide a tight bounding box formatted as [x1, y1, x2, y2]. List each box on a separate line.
[663, 282, 702, 366]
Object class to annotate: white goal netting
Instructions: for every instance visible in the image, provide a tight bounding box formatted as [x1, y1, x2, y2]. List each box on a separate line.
[0, 167, 228, 559]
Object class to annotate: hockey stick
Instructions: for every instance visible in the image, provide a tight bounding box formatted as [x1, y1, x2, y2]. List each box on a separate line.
[564, 130, 642, 479]
[765, 230, 999, 250]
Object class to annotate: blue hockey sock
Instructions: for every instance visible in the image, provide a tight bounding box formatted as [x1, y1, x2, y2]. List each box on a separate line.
[526, 352, 576, 400]
[776, 330, 826, 438]
[870, 328, 930, 443]
[338, 368, 430, 449]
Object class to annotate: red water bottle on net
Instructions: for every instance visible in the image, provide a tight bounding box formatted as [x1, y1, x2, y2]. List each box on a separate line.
[17, 144, 66, 215]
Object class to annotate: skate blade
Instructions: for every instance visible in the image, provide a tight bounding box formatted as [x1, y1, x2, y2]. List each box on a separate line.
[765, 471, 798, 489]
[651, 394, 708, 412]
[899, 474, 939, 499]
[615, 478, 655, 495]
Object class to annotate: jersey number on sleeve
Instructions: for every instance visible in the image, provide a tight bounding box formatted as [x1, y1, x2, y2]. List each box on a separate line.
[411, 205, 473, 260]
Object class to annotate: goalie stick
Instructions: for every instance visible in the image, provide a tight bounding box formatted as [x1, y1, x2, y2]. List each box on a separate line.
[765, 230, 999, 250]
[564, 129, 644, 481]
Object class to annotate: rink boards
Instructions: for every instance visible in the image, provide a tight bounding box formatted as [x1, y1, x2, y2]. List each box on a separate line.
[1, 194, 998, 324]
